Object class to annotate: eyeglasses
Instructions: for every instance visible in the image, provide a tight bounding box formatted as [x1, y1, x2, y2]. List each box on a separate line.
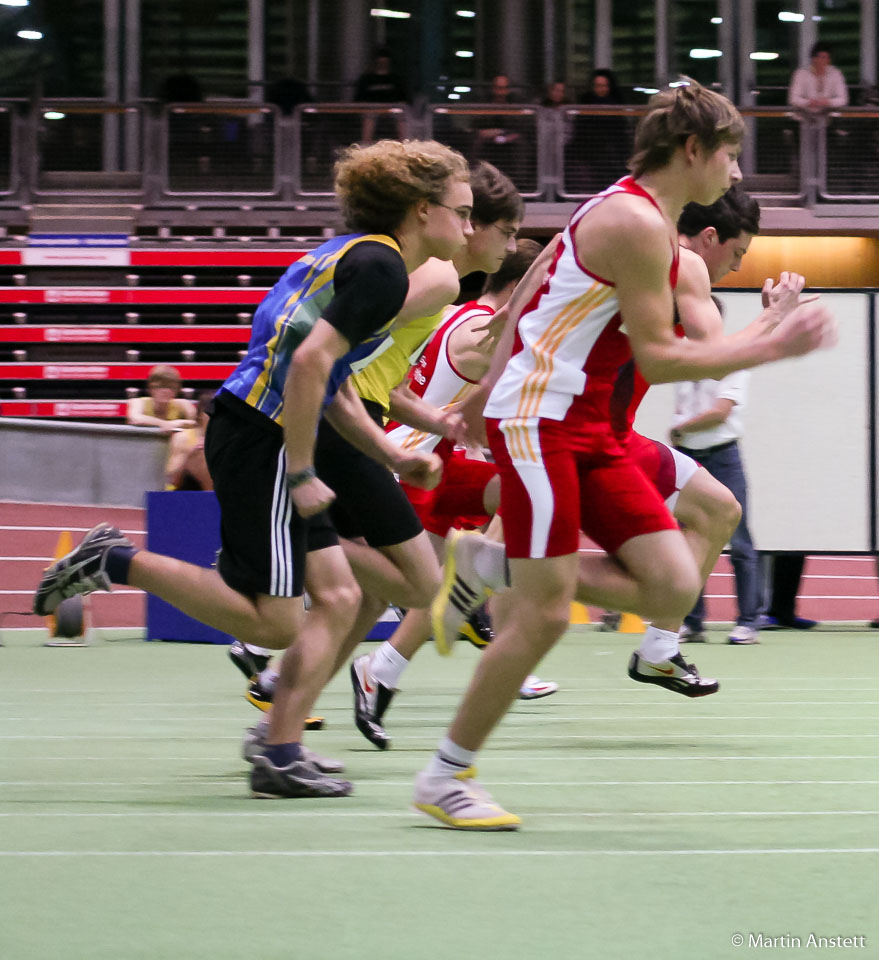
[432, 201, 473, 223]
[487, 222, 518, 241]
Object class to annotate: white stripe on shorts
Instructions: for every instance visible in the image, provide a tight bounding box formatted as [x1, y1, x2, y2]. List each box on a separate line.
[499, 420, 554, 558]
[270, 444, 295, 596]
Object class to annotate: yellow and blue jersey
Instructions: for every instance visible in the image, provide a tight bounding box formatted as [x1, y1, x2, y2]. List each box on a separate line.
[220, 232, 404, 424]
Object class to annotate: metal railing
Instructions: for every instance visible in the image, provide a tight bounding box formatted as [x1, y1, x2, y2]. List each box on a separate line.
[0, 99, 876, 209]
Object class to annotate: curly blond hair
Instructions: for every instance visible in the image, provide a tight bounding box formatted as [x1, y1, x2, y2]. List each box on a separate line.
[629, 81, 744, 178]
[334, 139, 469, 235]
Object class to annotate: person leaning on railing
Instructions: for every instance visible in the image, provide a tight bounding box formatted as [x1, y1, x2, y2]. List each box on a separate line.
[788, 42, 849, 113]
[126, 364, 196, 433]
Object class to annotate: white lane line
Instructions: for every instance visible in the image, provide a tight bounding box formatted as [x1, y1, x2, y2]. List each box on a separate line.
[0, 810, 876, 819]
[7, 754, 879, 763]
[5, 715, 879, 722]
[1, 779, 877, 787]
[4, 733, 879, 741]
[1, 848, 878, 857]
[0, 525, 144, 535]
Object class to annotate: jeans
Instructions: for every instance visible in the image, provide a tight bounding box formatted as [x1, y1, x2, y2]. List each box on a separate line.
[677, 440, 763, 629]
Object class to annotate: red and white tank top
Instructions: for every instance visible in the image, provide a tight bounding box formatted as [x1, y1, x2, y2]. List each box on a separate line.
[483, 176, 678, 439]
[385, 300, 491, 455]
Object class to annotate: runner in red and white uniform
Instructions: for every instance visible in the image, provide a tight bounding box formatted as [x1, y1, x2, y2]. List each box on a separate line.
[415, 81, 837, 830]
[388, 299, 499, 537]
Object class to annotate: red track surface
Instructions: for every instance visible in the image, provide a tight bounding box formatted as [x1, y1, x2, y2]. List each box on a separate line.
[3, 499, 878, 633]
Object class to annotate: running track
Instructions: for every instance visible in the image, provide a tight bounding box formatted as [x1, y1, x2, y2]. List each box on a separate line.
[2, 500, 877, 631]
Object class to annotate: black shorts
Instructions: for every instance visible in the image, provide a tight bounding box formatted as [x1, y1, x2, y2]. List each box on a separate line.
[205, 394, 337, 598]
[314, 399, 423, 548]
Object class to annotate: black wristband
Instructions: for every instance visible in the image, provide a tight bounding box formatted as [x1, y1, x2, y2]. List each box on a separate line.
[285, 466, 316, 490]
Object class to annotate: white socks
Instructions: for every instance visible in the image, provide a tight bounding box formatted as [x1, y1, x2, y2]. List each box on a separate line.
[638, 625, 680, 664]
[425, 736, 476, 779]
[473, 538, 508, 592]
[369, 641, 408, 689]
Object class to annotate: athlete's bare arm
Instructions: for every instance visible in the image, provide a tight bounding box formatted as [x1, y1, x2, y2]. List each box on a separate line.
[446, 315, 493, 383]
[394, 258, 460, 327]
[675, 246, 814, 345]
[584, 200, 834, 383]
[387, 382, 464, 442]
[283, 318, 354, 516]
[327, 381, 443, 491]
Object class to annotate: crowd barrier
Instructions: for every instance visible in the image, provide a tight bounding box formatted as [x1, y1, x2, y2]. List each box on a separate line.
[1, 100, 878, 207]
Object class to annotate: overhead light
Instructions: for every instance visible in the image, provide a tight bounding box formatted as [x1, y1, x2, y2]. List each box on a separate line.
[750, 52, 780, 60]
[0, 1, 30, 6]
[17, 29, 42, 39]
[369, 8, 410, 18]
[448, 93, 461, 100]
[710, 17, 723, 25]
[669, 80, 691, 87]
[456, 9, 476, 16]
[778, 11, 804, 22]
[43, 111, 66, 120]
[455, 50, 474, 58]
[690, 48, 722, 59]
[453, 86, 471, 93]
[633, 86, 660, 94]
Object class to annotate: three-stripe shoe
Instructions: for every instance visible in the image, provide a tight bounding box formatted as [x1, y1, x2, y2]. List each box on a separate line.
[458, 603, 494, 648]
[350, 654, 394, 750]
[244, 678, 325, 729]
[33, 522, 133, 616]
[627, 651, 719, 697]
[431, 530, 494, 656]
[413, 767, 521, 830]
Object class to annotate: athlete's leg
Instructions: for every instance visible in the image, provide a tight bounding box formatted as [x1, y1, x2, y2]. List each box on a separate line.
[447, 554, 578, 750]
[267, 544, 361, 746]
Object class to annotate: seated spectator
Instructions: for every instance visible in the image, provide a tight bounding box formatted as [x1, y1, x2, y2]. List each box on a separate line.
[165, 391, 214, 491]
[265, 76, 311, 115]
[474, 74, 530, 178]
[788, 42, 848, 113]
[127, 364, 196, 433]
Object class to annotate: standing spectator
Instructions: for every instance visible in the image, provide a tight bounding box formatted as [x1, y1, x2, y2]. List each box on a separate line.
[788, 43, 848, 112]
[474, 74, 529, 182]
[569, 68, 628, 193]
[355, 48, 409, 142]
[127, 364, 196, 433]
[759, 554, 819, 630]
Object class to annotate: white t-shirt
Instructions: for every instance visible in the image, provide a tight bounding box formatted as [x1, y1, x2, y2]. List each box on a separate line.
[788, 66, 849, 108]
[672, 369, 749, 449]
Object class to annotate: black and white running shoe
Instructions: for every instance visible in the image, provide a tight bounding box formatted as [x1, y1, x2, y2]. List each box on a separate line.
[627, 651, 719, 697]
[33, 522, 133, 617]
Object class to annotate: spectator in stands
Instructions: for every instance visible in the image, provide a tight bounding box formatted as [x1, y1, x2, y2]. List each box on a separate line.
[474, 74, 528, 179]
[788, 42, 848, 112]
[541, 80, 570, 109]
[569, 68, 628, 193]
[355, 48, 409, 142]
[127, 364, 196, 433]
[759, 553, 819, 630]
[165, 390, 214, 491]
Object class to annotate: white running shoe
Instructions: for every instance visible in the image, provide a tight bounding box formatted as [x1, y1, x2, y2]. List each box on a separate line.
[431, 531, 494, 656]
[518, 675, 559, 700]
[413, 766, 521, 830]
